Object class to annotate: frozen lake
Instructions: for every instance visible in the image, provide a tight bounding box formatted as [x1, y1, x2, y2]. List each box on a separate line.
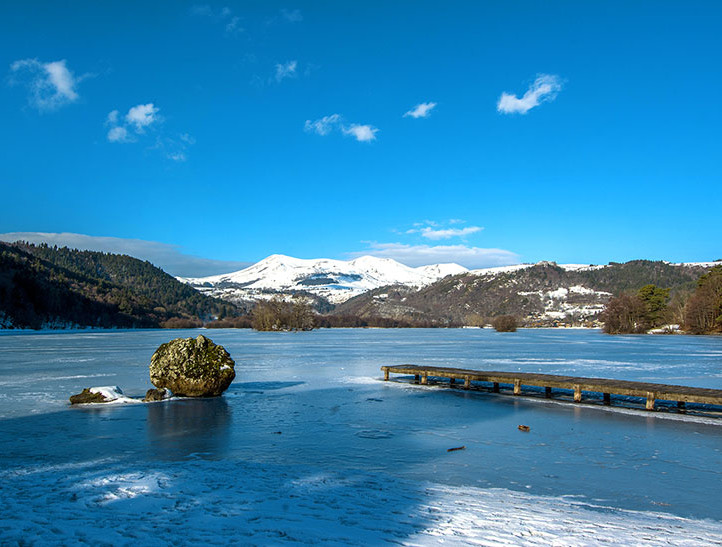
[1, 328, 722, 545]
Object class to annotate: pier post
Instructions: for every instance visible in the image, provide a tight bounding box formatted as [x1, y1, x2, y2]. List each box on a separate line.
[492, 382, 499, 393]
[449, 378, 455, 386]
[677, 401, 686, 411]
[603, 393, 611, 405]
[646, 392, 656, 411]
[384, 369, 389, 381]
[573, 385, 582, 402]
[421, 374, 428, 385]
[464, 376, 471, 389]
[513, 379, 522, 395]
[545, 386, 552, 398]
[414, 374, 420, 384]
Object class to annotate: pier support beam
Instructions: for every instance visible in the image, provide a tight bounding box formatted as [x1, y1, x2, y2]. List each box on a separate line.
[492, 382, 499, 393]
[603, 393, 611, 405]
[464, 376, 471, 389]
[574, 385, 582, 403]
[449, 377, 455, 386]
[545, 386, 552, 398]
[384, 369, 389, 381]
[421, 374, 428, 385]
[646, 392, 656, 411]
[414, 374, 420, 384]
[513, 379, 522, 396]
[677, 401, 686, 411]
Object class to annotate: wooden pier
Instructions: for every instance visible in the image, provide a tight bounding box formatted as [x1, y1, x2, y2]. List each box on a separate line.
[381, 365, 722, 411]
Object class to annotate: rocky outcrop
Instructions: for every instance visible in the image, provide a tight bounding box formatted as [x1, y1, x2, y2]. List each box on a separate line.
[69, 386, 127, 404]
[70, 388, 109, 404]
[143, 388, 168, 402]
[149, 335, 235, 397]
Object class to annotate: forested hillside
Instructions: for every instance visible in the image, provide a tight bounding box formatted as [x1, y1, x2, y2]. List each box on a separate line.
[0, 242, 240, 329]
[333, 260, 712, 326]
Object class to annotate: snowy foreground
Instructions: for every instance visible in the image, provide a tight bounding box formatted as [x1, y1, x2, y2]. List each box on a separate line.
[3, 456, 721, 545]
[2, 328, 722, 545]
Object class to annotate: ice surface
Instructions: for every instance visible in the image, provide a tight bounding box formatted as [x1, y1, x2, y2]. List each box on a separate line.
[1, 328, 721, 544]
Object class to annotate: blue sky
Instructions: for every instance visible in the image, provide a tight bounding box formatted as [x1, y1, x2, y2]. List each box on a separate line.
[1, 1, 721, 275]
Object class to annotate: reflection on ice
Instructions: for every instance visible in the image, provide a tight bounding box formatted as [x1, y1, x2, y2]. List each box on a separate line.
[147, 398, 232, 460]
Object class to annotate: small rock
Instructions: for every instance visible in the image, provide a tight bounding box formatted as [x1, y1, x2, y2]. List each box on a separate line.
[143, 388, 168, 402]
[70, 388, 109, 405]
[518, 425, 530, 432]
[69, 386, 125, 405]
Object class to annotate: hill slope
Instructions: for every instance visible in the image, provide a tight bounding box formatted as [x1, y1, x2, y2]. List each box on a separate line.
[333, 260, 714, 326]
[0, 242, 239, 329]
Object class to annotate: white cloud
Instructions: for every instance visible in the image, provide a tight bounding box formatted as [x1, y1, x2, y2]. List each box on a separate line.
[404, 102, 437, 118]
[0, 232, 252, 277]
[281, 9, 303, 22]
[420, 226, 483, 240]
[305, 115, 379, 142]
[497, 74, 562, 114]
[405, 220, 482, 240]
[107, 126, 132, 143]
[106, 105, 190, 160]
[9, 58, 82, 111]
[274, 60, 297, 82]
[304, 114, 342, 136]
[342, 124, 378, 142]
[125, 103, 159, 132]
[350, 242, 519, 269]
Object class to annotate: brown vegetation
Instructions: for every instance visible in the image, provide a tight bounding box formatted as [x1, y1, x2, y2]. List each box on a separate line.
[684, 265, 722, 334]
[251, 296, 316, 331]
[492, 315, 517, 332]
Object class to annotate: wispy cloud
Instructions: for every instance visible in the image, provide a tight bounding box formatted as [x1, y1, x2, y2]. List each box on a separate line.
[9, 58, 85, 111]
[153, 132, 196, 162]
[304, 114, 341, 136]
[405, 220, 483, 240]
[404, 102, 437, 119]
[0, 232, 251, 277]
[420, 226, 483, 240]
[305, 114, 378, 142]
[274, 60, 297, 82]
[190, 4, 243, 34]
[107, 126, 132, 143]
[280, 9, 303, 22]
[105, 103, 193, 161]
[350, 242, 519, 269]
[225, 16, 241, 33]
[497, 74, 562, 115]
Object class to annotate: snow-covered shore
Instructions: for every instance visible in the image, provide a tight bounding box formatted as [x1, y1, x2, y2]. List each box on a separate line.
[3, 456, 721, 545]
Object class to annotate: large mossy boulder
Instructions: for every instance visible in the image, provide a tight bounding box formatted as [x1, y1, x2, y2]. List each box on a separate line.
[149, 335, 235, 397]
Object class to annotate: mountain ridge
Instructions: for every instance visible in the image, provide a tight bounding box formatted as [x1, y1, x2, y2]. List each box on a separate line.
[179, 254, 468, 305]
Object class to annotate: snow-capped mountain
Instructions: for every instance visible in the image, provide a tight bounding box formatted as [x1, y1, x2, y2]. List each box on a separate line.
[179, 254, 468, 305]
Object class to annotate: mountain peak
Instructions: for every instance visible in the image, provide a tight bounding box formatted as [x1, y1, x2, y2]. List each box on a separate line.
[181, 254, 464, 304]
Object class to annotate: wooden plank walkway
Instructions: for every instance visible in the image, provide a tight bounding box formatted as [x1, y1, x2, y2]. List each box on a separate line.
[381, 364, 722, 410]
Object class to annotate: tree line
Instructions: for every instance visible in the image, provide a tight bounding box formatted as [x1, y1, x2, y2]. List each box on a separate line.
[601, 265, 722, 334]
